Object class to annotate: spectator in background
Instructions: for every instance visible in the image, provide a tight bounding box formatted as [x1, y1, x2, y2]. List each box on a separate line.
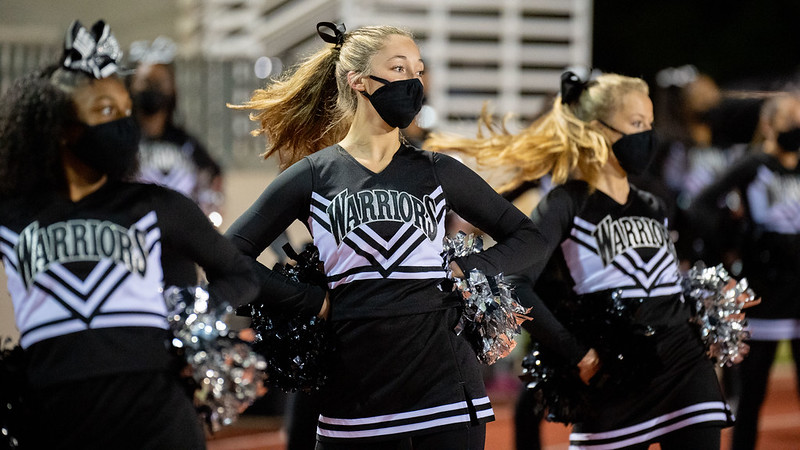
[128, 37, 225, 228]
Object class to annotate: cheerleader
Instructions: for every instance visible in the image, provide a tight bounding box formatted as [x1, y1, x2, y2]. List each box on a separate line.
[426, 71, 737, 449]
[128, 37, 225, 230]
[690, 93, 800, 450]
[0, 20, 260, 449]
[225, 22, 541, 449]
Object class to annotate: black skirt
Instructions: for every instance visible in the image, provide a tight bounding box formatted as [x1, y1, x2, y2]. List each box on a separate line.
[569, 322, 733, 448]
[25, 370, 206, 449]
[316, 306, 494, 443]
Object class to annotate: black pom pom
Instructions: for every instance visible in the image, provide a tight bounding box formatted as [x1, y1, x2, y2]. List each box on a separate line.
[249, 307, 336, 392]
[518, 290, 663, 424]
[519, 343, 591, 424]
[246, 243, 336, 392]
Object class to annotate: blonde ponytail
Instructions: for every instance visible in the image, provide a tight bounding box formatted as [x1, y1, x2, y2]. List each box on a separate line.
[425, 73, 648, 191]
[228, 47, 345, 170]
[229, 24, 413, 170]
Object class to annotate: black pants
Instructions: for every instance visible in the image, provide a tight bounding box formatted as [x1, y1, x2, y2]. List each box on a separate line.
[315, 424, 486, 450]
[731, 339, 800, 450]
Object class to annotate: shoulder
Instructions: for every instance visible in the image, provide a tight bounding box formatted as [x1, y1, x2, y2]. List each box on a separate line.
[116, 181, 196, 207]
[730, 150, 771, 170]
[163, 124, 194, 144]
[305, 144, 341, 163]
[423, 148, 475, 176]
[0, 194, 49, 228]
[718, 150, 773, 181]
[545, 179, 591, 205]
[531, 180, 590, 222]
[425, 147, 460, 166]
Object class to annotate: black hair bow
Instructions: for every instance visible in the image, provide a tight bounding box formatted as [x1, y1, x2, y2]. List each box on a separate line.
[560, 70, 589, 105]
[316, 22, 346, 48]
[62, 20, 124, 79]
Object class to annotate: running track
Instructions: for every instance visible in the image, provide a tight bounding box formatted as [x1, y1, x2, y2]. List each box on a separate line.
[207, 362, 799, 450]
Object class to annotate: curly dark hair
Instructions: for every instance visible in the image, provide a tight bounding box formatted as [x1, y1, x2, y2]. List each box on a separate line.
[0, 66, 75, 198]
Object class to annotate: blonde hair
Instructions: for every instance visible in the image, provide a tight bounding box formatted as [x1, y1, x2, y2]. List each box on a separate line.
[425, 73, 649, 191]
[229, 25, 413, 170]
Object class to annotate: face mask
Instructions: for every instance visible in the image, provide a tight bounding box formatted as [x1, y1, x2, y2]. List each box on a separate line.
[132, 89, 173, 115]
[600, 120, 657, 176]
[361, 75, 424, 129]
[776, 127, 800, 152]
[72, 116, 141, 179]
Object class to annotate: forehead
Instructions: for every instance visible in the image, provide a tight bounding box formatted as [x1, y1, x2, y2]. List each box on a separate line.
[775, 97, 800, 119]
[617, 90, 654, 119]
[131, 63, 173, 88]
[71, 77, 129, 105]
[371, 34, 421, 64]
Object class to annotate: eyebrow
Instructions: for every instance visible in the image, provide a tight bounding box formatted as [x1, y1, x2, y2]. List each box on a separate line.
[387, 55, 424, 64]
[92, 95, 116, 103]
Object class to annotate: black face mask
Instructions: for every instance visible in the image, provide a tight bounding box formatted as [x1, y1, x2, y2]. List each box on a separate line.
[72, 116, 141, 179]
[600, 120, 657, 176]
[132, 89, 174, 115]
[777, 127, 800, 153]
[361, 75, 424, 129]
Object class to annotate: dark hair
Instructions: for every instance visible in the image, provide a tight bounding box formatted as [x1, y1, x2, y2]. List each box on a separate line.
[0, 66, 77, 197]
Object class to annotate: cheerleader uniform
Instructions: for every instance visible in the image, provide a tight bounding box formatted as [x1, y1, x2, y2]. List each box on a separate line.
[0, 181, 259, 449]
[691, 151, 800, 450]
[226, 143, 541, 446]
[137, 123, 222, 215]
[515, 180, 732, 449]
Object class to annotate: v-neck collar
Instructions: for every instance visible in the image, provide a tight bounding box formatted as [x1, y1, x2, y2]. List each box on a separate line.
[336, 143, 404, 176]
[61, 179, 115, 207]
[594, 185, 633, 209]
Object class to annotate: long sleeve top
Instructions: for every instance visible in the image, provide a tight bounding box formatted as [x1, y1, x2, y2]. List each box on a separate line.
[0, 181, 259, 388]
[226, 143, 544, 321]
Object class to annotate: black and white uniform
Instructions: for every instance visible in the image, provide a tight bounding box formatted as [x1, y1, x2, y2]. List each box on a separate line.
[514, 180, 731, 449]
[691, 151, 800, 450]
[137, 124, 222, 216]
[226, 144, 541, 445]
[693, 151, 800, 333]
[0, 181, 258, 449]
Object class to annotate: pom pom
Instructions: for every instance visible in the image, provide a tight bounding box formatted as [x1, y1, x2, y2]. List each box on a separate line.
[0, 338, 25, 449]
[519, 342, 590, 424]
[244, 243, 336, 392]
[518, 290, 661, 424]
[166, 286, 267, 432]
[442, 232, 532, 365]
[682, 261, 755, 366]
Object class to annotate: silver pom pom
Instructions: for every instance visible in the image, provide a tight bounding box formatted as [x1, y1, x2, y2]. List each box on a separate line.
[443, 232, 532, 365]
[165, 286, 267, 432]
[683, 262, 756, 367]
